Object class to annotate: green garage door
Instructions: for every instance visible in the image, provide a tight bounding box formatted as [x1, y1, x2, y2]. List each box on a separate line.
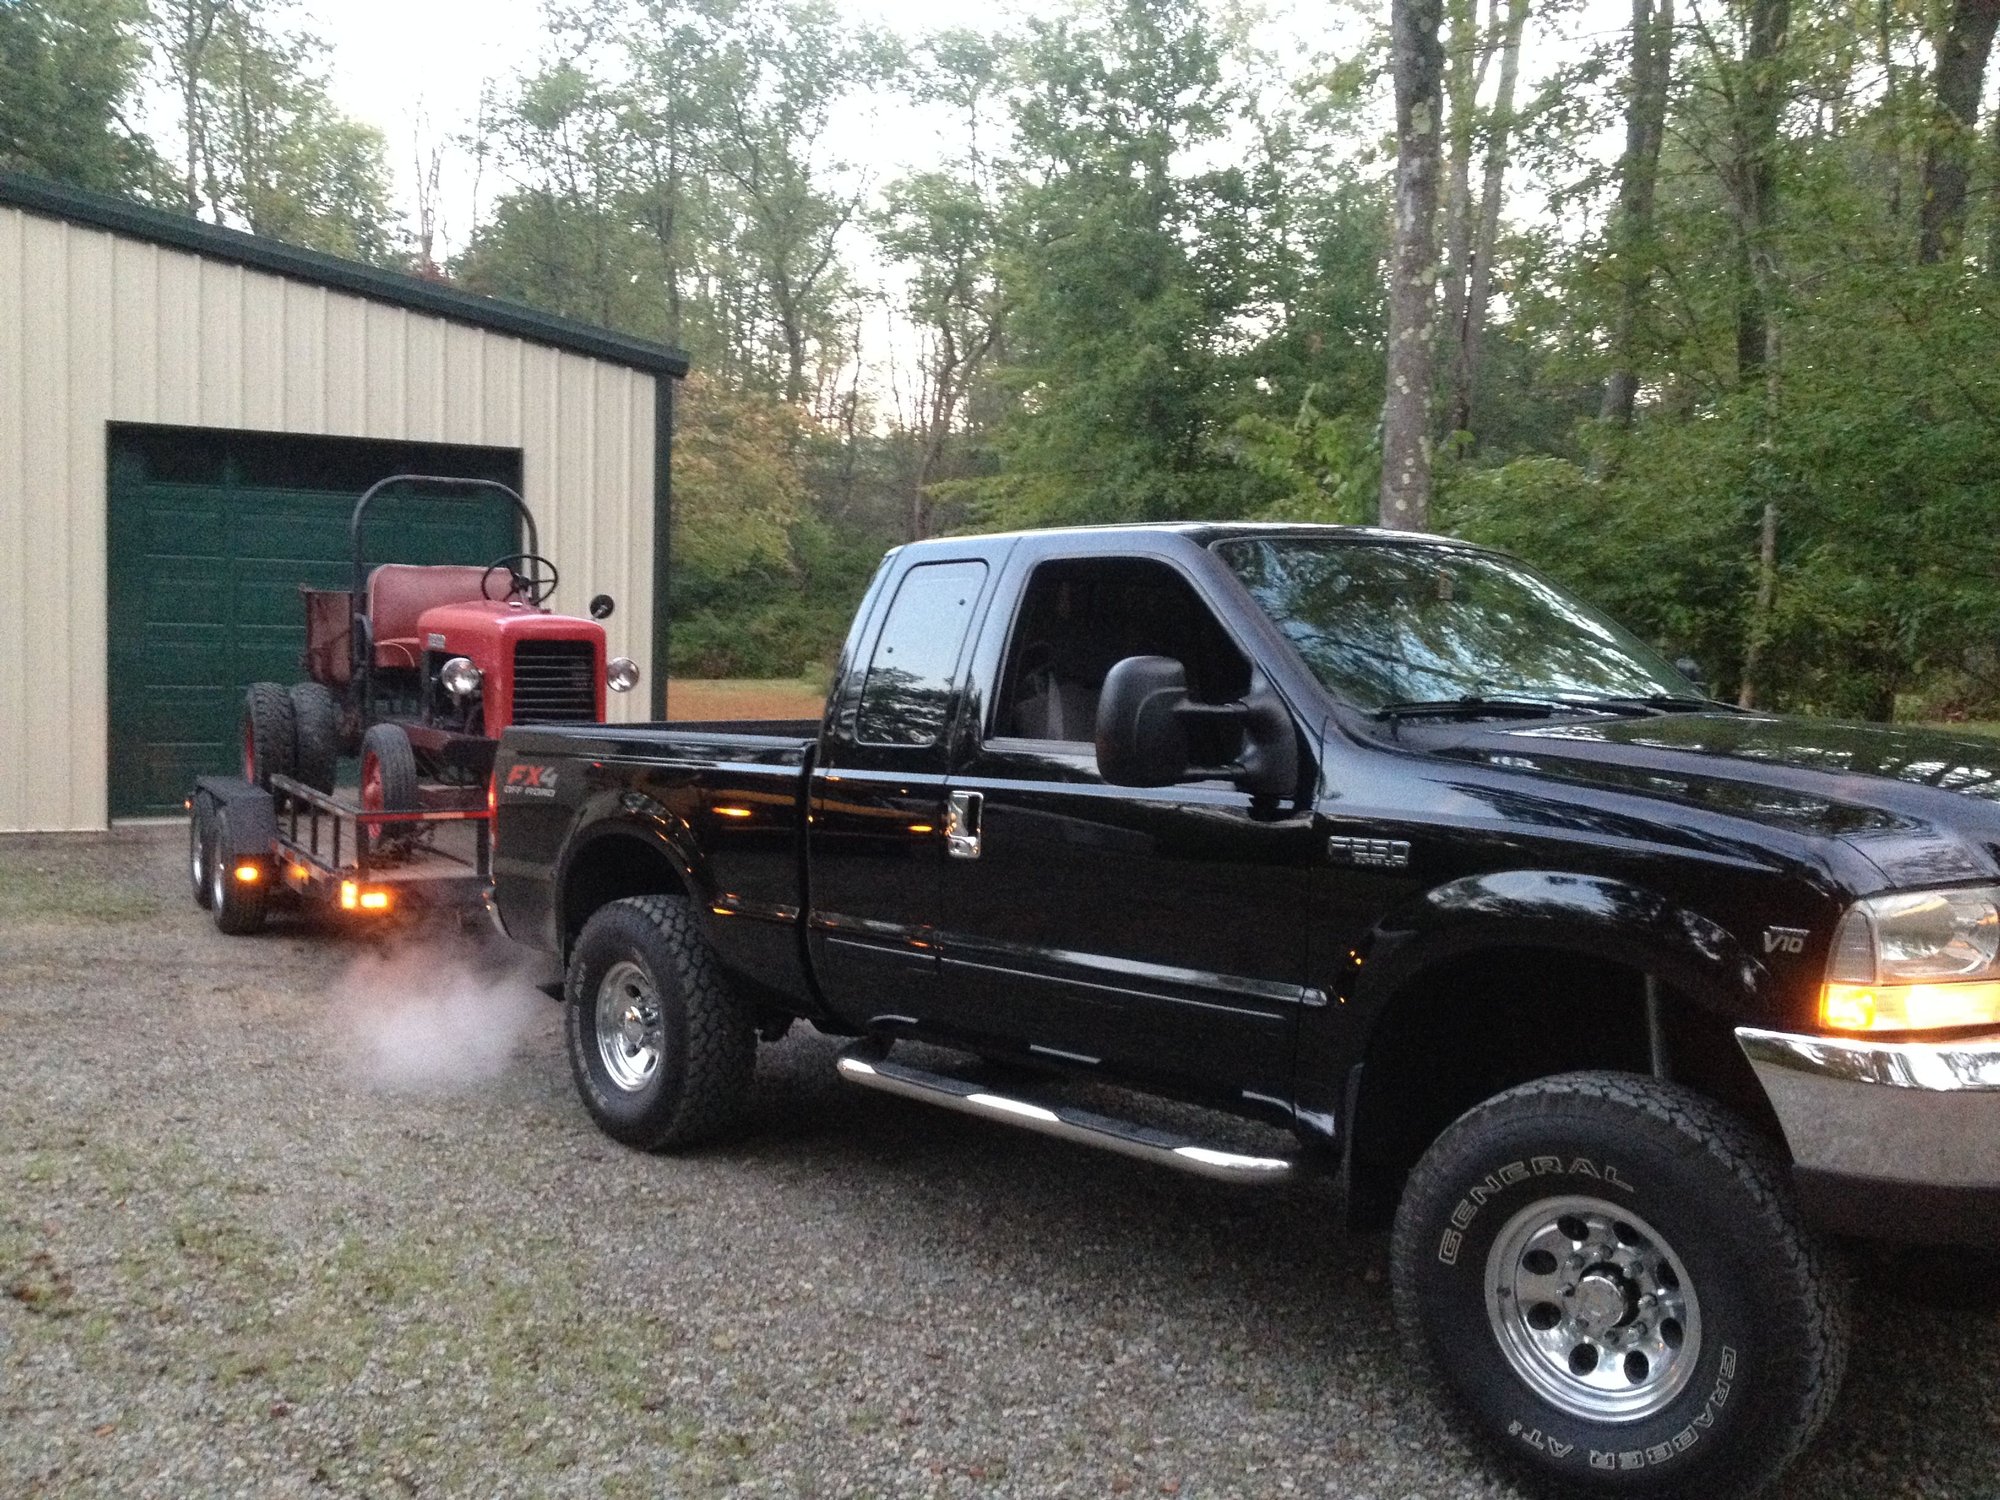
[107, 426, 521, 817]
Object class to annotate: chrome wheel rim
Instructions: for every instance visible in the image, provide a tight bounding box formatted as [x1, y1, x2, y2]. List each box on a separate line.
[190, 820, 206, 890]
[595, 960, 664, 1092]
[210, 844, 228, 911]
[1485, 1195, 1701, 1423]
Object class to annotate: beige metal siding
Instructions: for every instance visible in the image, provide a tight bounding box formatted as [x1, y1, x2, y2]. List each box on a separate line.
[0, 204, 658, 832]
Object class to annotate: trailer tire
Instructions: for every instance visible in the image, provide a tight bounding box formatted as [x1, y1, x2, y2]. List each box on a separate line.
[564, 895, 756, 1150]
[208, 808, 269, 935]
[289, 682, 343, 793]
[242, 682, 296, 791]
[1391, 1071, 1849, 1500]
[189, 798, 216, 910]
[359, 722, 419, 845]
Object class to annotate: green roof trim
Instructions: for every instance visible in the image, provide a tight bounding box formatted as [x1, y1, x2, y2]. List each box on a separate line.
[0, 171, 690, 380]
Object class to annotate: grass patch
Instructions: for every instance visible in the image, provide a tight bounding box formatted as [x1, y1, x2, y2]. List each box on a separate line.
[0, 858, 160, 924]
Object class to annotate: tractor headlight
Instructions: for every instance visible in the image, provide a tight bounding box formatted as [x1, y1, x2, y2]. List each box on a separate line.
[1820, 885, 2000, 1031]
[607, 656, 640, 693]
[440, 656, 483, 698]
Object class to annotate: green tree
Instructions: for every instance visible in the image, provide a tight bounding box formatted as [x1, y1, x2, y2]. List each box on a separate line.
[0, 0, 164, 193]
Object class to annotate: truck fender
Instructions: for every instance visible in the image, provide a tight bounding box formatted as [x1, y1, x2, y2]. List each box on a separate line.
[1349, 869, 1771, 1024]
[553, 790, 720, 951]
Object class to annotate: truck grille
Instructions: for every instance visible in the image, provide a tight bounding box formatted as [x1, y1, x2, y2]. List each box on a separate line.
[512, 640, 597, 724]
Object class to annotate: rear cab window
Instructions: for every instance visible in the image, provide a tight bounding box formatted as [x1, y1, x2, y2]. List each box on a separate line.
[855, 560, 989, 748]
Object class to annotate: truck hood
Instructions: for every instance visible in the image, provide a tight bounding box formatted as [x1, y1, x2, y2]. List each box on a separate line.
[1420, 711, 2000, 888]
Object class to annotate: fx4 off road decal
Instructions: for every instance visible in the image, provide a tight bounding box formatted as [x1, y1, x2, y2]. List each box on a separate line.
[503, 763, 560, 799]
[1437, 1156, 1633, 1266]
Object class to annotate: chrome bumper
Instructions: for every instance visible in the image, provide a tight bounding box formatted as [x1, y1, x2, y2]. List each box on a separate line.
[1736, 1026, 2000, 1244]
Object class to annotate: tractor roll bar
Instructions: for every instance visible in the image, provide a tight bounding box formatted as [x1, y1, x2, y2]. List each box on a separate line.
[347, 474, 539, 680]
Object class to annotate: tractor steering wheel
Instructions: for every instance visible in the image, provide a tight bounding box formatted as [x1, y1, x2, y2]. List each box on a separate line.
[481, 553, 560, 607]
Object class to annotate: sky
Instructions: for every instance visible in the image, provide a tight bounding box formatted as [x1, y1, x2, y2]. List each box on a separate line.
[315, 0, 1337, 261]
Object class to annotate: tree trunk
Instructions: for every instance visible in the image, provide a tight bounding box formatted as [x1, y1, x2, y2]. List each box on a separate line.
[1988, 101, 2000, 274]
[1439, 0, 1481, 371]
[1380, 0, 1447, 531]
[1597, 0, 1674, 439]
[1727, 0, 1788, 385]
[1918, 0, 2000, 263]
[1449, 0, 1529, 440]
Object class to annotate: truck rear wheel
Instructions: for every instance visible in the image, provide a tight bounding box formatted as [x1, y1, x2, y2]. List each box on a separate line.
[1389, 1071, 1849, 1500]
[289, 681, 343, 793]
[207, 808, 268, 935]
[564, 895, 756, 1150]
[241, 683, 296, 790]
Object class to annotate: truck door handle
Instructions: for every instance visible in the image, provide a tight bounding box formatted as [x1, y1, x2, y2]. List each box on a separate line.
[946, 790, 983, 860]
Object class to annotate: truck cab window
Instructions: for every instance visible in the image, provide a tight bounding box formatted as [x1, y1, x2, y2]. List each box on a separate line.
[855, 560, 988, 746]
[996, 558, 1251, 749]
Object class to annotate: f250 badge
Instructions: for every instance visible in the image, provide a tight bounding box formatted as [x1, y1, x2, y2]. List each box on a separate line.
[1762, 926, 1808, 955]
[1327, 836, 1411, 869]
[503, 763, 560, 799]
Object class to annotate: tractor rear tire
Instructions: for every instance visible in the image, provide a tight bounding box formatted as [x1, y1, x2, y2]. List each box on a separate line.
[359, 722, 420, 846]
[208, 808, 268, 935]
[289, 682, 342, 793]
[242, 683, 296, 791]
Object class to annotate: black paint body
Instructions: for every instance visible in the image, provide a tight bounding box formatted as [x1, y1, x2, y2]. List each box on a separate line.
[491, 525, 2000, 1225]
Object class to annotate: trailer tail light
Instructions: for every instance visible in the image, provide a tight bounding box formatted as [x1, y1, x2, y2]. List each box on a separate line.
[233, 863, 261, 884]
[339, 880, 393, 913]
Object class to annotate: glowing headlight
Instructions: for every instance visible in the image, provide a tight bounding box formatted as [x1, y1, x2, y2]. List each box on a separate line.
[1820, 885, 2000, 1031]
[440, 656, 483, 697]
[607, 656, 640, 693]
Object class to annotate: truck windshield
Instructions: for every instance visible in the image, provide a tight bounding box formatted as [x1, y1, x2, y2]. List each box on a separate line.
[1214, 536, 1695, 714]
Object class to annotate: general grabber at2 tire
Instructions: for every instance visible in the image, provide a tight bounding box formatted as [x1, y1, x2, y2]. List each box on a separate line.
[1390, 1071, 1850, 1500]
[564, 895, 757, 1151]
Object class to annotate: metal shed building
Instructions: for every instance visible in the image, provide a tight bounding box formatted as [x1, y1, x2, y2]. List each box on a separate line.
[0, 173, 688, 833]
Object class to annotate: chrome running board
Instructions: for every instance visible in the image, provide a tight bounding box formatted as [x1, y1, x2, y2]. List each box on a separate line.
[835, 1044, 1298, 1186]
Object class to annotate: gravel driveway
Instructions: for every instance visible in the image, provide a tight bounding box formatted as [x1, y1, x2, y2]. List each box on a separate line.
[3, 826, 1996, 1498]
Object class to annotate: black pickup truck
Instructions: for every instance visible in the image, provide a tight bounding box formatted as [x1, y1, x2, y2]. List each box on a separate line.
[490, 522, 2000, 1498]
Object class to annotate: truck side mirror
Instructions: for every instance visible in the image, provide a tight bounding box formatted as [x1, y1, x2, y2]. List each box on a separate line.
[1095, 656, 1192, 787]
[1096, 656, 1302, 801]
[1674, 655, 1710, 695]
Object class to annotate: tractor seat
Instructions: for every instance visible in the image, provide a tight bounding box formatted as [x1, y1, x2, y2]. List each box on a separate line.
[366, 564, 492, 668]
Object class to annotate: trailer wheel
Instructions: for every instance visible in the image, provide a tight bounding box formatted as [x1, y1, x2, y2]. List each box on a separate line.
[359, 722, 419, 845]
[208, 808, 269, 935]
[242, 683, 296, 791]
[289, 682, 343, 793]
[188, 797, 216, 910]
[564, 895, 756, 1150]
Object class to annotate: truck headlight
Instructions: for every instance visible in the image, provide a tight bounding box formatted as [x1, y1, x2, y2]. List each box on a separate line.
[1821, 885, 2000, 1031]
[607, 656, 640, 693]
[440, 656, 483, 698]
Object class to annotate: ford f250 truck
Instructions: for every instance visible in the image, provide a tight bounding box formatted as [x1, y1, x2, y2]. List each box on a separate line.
[490, 522, 2000, 1498]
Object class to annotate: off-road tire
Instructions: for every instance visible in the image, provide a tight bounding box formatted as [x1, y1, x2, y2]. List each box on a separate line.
[359, 722, 420, 845]
[207, 808, 268, 935]
[1390, 1071, 1849, 1500]
[289, 682, 343, 793]
[189, 797, 216, 909]
[564, 895, 756, 1150]
[241, 683, 296, 790]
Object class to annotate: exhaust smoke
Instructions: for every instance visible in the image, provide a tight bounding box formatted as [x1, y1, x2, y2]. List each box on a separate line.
[326, 934, 547, 1091]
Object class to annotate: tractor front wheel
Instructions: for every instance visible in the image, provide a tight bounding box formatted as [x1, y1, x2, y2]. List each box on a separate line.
[359, 723, 420, 847]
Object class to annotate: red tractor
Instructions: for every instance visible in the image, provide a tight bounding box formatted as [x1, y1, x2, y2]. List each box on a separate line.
[189, 474, 639, 932]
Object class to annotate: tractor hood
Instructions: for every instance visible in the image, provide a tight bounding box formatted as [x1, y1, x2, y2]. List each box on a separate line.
[418, 600, 607, 730]
[1418, 710, 2000, 890]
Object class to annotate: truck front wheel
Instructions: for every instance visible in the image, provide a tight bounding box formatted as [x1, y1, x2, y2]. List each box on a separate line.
[564, 895, 756, 1150]
[1390, 1071, 1849, 1500]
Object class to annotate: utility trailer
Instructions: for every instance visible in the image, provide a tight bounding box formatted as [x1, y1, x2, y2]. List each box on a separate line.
[186, 771, 492, 934]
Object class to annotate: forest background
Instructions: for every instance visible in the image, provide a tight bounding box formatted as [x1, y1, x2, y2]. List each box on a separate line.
[8, 0, 2000, 719]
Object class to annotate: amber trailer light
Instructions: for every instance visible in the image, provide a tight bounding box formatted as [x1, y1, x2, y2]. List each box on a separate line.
[233, 863, 261, 884]
[1820, 980, 2000, 1033]
[339, 881, 393, 913]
